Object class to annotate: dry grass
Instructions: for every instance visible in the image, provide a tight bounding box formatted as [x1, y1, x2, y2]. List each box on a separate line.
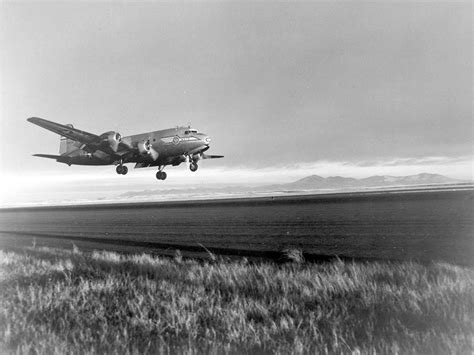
[0, 246, 472, 354]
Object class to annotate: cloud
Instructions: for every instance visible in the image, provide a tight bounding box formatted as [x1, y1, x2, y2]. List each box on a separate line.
[0, 155, 471, 206]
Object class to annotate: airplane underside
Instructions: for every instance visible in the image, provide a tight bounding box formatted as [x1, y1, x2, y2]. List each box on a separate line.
[40, 149, 206, 181]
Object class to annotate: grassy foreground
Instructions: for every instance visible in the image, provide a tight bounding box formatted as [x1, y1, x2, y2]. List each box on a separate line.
[0, 247, 472, 354]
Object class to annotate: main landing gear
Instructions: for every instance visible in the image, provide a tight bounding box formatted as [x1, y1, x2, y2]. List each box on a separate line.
[116, 165, 128, 175]
[156, 171, 167, 180]
[156, 166, 167, 180]
[189, 162, 198, 172]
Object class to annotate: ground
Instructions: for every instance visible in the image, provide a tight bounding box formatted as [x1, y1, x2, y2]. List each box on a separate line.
[0, 246, 472, 354]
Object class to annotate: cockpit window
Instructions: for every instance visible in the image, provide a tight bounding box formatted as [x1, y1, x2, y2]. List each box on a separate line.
[185, 129, 198, 135]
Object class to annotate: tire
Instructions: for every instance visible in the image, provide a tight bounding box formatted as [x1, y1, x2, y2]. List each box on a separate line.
[189, 163, 198, 172]
[121, 166, 128, 175]
[156, 171, 166, 180]
[116, 165, 123, 175]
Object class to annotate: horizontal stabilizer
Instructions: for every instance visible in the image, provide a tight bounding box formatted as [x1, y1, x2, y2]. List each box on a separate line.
[202, 154, 224, 159]
[33, 154, 62, 159]
[33, 154, 71, 164]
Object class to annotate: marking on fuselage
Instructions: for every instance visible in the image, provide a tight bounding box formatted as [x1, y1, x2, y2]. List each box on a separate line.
[179, 137, 199, 142]
[161, 135, 199, 145]
[160, 136, 176, 144]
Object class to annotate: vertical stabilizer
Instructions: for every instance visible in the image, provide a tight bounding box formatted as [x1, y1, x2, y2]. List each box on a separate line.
[59, 124, 76, 155]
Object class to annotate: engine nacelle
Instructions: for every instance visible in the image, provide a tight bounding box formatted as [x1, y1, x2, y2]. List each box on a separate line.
[100, 131, 122, 152]
[138, 140, 152, 156]
[138, 139, 159, 160]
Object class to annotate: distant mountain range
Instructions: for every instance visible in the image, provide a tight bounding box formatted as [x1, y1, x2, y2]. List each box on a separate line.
[262, 173, 461, 191]
[119, 173, 465, 199]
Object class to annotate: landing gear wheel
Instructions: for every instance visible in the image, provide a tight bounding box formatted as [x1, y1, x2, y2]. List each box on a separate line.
[189, 162, 198, 172]
[116, 165, 128, 175]
[156, 171, 167, 180]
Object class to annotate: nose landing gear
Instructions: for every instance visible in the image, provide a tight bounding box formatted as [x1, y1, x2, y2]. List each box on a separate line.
[189, 162, 198, 172]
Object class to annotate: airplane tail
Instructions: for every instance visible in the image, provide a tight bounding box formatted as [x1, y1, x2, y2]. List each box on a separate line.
[59, 124, 77, 155]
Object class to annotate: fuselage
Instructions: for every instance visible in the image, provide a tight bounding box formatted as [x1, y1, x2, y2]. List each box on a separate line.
[65, 126, 210, 166]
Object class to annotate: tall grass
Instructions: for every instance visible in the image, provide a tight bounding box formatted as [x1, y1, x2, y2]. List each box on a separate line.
[0, 246, 472, 354]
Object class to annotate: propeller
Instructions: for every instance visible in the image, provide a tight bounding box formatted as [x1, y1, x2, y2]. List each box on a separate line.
[138, 139, 159, 161]
[145, 139, 159, 161]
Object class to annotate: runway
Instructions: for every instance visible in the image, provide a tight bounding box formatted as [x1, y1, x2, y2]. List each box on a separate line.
[1, 189, 472, 264]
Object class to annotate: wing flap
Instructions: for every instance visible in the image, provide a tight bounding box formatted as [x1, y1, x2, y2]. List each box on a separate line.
[134, 162, 151, 169]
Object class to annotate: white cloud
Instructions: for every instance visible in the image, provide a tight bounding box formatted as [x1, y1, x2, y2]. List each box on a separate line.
[0, 155, 471, 207]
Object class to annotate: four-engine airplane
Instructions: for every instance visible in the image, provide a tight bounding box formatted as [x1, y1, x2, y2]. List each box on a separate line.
[27, 117, 223, 180]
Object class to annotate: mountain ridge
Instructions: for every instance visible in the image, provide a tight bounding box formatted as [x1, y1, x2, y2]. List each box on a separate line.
[269, 173, 460, 190]
[119, 173, 465, 198]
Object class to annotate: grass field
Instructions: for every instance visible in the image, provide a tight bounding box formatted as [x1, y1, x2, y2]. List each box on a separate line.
[0, 246, 472, 354]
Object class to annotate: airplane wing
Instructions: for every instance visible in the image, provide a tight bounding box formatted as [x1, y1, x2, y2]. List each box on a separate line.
[27, 117, 131, 156]
[27, 117, 101, 145]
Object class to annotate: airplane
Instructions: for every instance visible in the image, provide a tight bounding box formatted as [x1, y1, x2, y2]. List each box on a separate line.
[27, 117, 223, 180]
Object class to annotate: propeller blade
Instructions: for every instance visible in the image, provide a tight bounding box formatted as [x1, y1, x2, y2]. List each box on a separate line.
[149, 147, 159, 161]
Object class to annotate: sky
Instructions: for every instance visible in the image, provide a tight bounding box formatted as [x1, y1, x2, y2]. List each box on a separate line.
[0, 1, 472, 205]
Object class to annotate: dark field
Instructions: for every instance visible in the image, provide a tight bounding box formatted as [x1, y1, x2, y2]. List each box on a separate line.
[1, 189, 473, 353]
[0, 189, 473, 265]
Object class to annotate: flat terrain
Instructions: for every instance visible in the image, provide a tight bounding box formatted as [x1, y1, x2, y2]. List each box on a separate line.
[1, 247, 472, 354]
[1, 189, 472, 353]
[0, 189, 472, 264]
